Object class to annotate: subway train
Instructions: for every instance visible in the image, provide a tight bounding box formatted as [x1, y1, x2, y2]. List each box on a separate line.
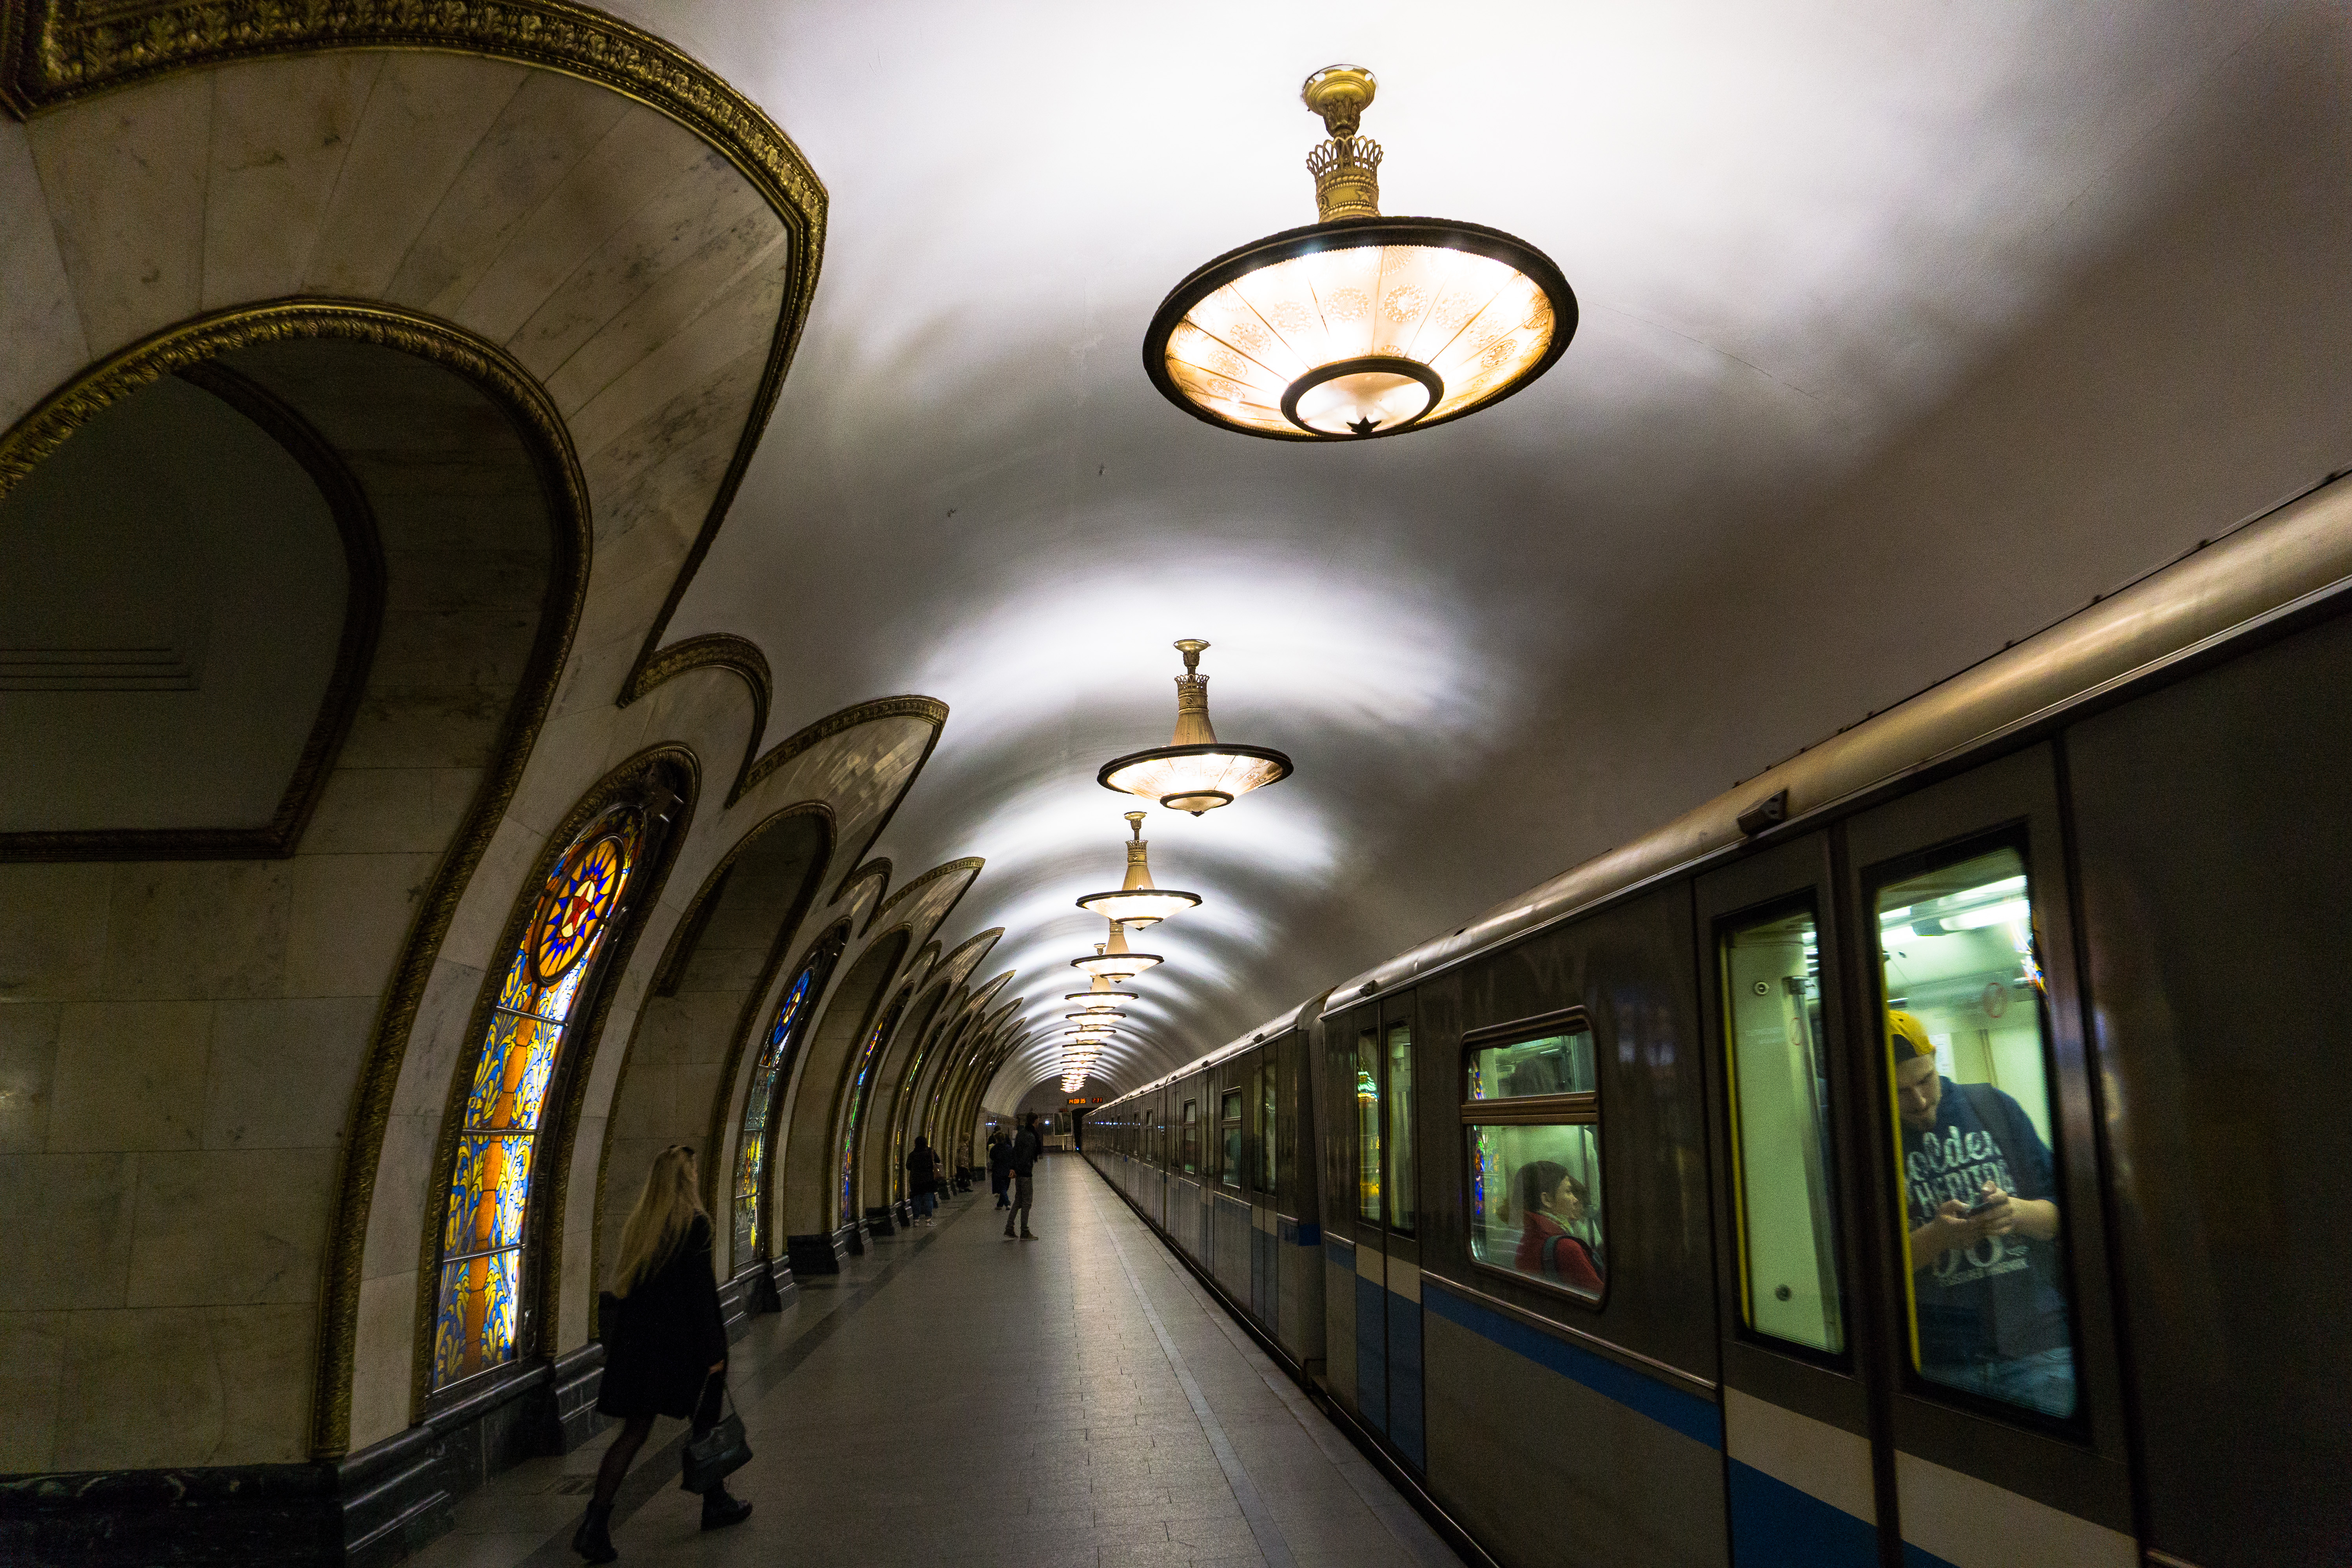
[1083, 474, 2352, 1568]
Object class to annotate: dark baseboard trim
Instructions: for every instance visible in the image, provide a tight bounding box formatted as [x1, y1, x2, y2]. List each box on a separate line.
[864, 1204, 897, 1237]
[0, 1343, 610, 1566]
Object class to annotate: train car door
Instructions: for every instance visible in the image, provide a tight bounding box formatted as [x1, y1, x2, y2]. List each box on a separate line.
[1249, 1045, 1277, 1325]
[1337, 990, 1426, 1467]
[1841, 743, 2135, 1568]
[1700, 833, 1884, 1568]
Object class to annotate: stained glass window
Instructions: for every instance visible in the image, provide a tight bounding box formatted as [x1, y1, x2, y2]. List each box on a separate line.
[431, 804, 642, 1388]
[731, 937, 839, 1260]
[838, 992, 909, 1224]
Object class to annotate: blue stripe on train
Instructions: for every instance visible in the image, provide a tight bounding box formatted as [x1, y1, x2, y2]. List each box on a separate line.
[1727, 1460, 1878, 1568]
[1276, 1215, 1322, 1247]
[1386, 1286, 1425, 1468]
[1422, 1279, 1722, 1450]
[1356, 1273, 1387, 1434]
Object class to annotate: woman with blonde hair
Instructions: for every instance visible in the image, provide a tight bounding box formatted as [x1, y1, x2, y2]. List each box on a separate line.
[573, 1144, 750, 1562]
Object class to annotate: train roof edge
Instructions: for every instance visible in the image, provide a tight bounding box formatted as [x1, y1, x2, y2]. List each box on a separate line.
[1311, 470, 2352, 1012]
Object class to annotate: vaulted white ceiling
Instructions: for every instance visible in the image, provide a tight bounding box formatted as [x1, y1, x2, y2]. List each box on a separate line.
[625, 0, 2351, 1097]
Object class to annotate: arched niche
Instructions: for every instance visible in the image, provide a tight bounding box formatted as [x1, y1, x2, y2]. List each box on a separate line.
[0, 306, 585, 1479]
[775, 928, 909, 1258]
[592, 802, 834, 1294]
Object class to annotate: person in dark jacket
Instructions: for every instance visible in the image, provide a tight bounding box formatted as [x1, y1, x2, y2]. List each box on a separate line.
[1004, 1114, 1041, 1240]
[906, 1135, 940, 1226]
[988, 1131, 1014, 1210]
[574, 1145, 750, 1562]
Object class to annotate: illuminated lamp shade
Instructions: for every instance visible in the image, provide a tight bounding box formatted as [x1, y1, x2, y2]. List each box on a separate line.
[1098, 641, 1291, 816]
[1071, 921, 1160, 981]
[1078, 813, 1202, 926]
[1144, 65, 1574, 443]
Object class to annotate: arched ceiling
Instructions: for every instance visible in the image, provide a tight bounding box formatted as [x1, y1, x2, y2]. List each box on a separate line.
[627, 0, 2348, 1097]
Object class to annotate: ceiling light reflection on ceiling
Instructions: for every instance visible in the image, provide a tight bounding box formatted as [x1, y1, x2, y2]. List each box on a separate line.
[1098, 641, 1292, 816]
[1070, 920, 1161, 980]
[1076, 811, 1203, 926]
[1144, 65, 1575, 442]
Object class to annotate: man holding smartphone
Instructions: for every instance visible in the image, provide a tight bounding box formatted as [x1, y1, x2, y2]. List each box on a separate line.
[1889, 1009, 2075, 1419]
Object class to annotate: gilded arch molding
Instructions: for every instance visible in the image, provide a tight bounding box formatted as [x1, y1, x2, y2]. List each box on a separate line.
[0, 0, 828, 727]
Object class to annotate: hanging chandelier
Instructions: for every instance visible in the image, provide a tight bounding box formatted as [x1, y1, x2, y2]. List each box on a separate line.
[1077, 812, 1202, 926]
[1098, 640, 1292, 815]
[1065, 989, 1136, 1011]
[1071, 920, 1161, 981]
[1144, 65, 1574, 441]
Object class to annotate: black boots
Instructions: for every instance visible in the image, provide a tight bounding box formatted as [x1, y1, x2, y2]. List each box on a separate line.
[573, 1488, 747, 1556]
[572, 1501, 617, 1563]
[701, 1485, 753, 1532]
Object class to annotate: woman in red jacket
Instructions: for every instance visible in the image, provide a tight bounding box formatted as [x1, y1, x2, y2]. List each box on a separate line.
[1512, 1160, 1603, 1297]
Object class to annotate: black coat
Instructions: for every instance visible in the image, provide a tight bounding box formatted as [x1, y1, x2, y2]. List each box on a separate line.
[906, 1144, 938, 1195]
[596, 1214, 728, 1419]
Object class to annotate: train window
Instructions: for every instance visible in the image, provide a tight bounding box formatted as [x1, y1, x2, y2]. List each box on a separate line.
[1386, 1022, 1416, 1235]
[1874, 842, 2078, 1421]
[1354, 1028, 1381, 1223]
[1463, 1021, 1604, 1302]
[1259, 1062, 1276, 1194]
[1722, 906, 1846, 1354]
[1220, 1089, 1243, 1187]
[1183, 1098, 1198, 1176]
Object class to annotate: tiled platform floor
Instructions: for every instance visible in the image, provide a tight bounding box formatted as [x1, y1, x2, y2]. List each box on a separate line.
[409, 1155, 1459, 1568]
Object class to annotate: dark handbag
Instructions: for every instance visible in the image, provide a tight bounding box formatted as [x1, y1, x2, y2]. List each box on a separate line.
[679, 1377, 751, 1494]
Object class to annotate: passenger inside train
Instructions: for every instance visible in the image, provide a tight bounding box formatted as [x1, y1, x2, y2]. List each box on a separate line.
[1466, 1024, 1607, 1299]
[1880, 847, 2077, 1419]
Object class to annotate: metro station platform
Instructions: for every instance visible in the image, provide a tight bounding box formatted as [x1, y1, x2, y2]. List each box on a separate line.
[408, 1158, 1457, 1568]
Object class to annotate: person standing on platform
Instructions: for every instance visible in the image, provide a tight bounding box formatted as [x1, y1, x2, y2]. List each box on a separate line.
[1005, 1113, 1042, 1240]
[906, 1134, 940, 1226]
[988, 1130, 1014, 1210]
[575, 1145, 751, 1563]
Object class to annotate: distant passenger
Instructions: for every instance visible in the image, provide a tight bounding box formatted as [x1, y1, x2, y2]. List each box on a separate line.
[1889, 1009, 2075, 1417]
[1513, 1160, 1603, 1295]
[906, 1135, 940, 1226]
[988, 1131, 1014, 1210]
[1005, 1113, 1042, 1240]
[575, 1145, 751, 1563]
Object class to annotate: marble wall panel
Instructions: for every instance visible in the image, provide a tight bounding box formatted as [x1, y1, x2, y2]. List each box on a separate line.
[25, 73, 212, 355]
[46, 1000, 212, 1153]
[0, 1002, 60, 1153]
[102, 862, 292, 1002]
[566, 273, 786, 469]
[304, 54, 530, 297]
[127, 1147, 338, 1306]
[448, 105, 708, 347]
[508, 142, 754, 381]
[281, 851, 437, 1000]
[201, 996, 376, 1150]
[347, 1272, 416, 1451]
[299, 766, 484, 858]
[201, 53, 383, 308]
[0, 1152, 137, 1310]
[0, 1312, 68, 1470]
[539, 194, 785, 416]
[0, 864, 113, 1002]
[0, 119, 90, 430]
[386, 70, 631, 315]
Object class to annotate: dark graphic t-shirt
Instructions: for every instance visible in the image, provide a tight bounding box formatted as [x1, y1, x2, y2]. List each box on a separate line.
[1902, 1079, 2071, 1366]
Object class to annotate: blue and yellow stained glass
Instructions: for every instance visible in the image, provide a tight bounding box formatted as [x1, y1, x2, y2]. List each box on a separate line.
[430, 806, 642, 1388]
[733, 962, 819, 1258]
